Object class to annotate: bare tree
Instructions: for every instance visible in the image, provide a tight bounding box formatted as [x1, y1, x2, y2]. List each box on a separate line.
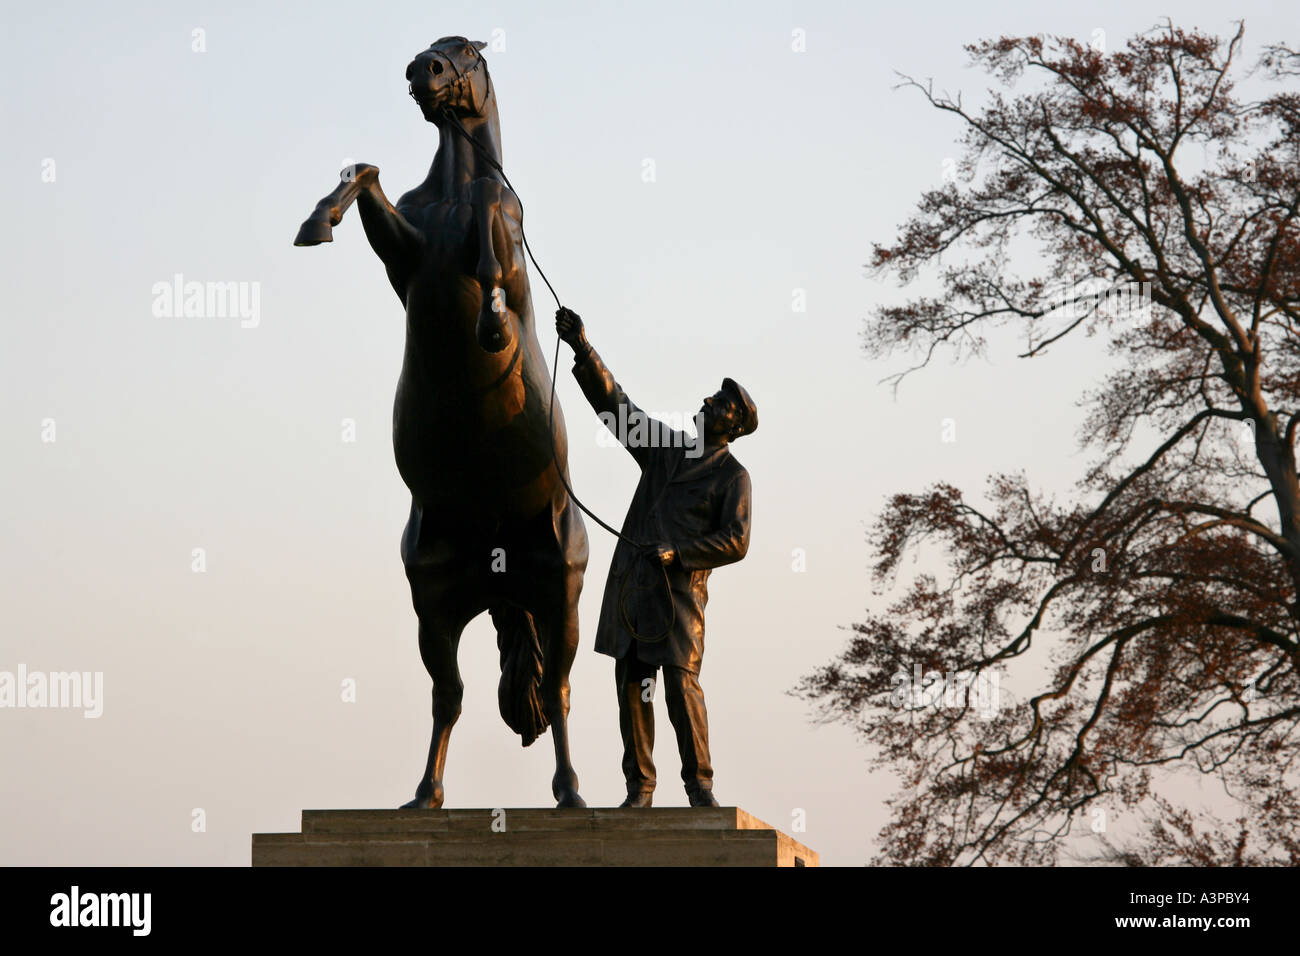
[797, 20, 1300, 866]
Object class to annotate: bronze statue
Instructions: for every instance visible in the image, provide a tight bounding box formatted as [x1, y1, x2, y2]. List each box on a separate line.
[555, 307, 756, 807]
[294, 37, 588, 809]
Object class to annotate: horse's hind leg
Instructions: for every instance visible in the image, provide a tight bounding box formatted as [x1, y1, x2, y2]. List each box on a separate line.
[537, 599, 583, 807]
[538, 505, 589, 808]
[401, 609, 468, 810]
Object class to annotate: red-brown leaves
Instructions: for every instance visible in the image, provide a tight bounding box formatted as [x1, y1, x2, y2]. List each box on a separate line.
[807, 20, 1300, 866]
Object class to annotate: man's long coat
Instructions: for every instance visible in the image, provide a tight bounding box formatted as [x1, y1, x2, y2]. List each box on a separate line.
[572, 347, 752, 674]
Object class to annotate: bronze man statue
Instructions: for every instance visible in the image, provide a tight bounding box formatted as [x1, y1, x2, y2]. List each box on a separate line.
[555, 307, 756, 807]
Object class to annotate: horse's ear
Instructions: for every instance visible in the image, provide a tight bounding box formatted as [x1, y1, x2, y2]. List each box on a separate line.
[472, 40, 487, 51]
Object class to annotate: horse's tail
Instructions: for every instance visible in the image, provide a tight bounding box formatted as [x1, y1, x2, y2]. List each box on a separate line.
[489, 603, 549, 746]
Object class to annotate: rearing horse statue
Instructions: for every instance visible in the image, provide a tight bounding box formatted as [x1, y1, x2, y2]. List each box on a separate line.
[294, 36, 588, 809]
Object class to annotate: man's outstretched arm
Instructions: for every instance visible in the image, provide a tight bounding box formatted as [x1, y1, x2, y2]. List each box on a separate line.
[555, 307, 673, 468]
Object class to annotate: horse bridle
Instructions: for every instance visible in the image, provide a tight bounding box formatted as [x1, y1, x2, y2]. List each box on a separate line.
[408, 43, 489, 117]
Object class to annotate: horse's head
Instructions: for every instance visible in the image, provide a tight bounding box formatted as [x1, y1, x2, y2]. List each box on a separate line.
[407, 37, 491, 123]
[407, 37, 514, 356]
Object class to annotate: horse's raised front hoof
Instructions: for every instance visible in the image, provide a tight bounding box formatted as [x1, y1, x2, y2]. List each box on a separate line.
[475, 299, 513, 353]
[294, 217, 334, 247]
[554, 789, 587, 809]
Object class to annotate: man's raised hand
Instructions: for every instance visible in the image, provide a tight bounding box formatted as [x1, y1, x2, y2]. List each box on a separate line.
[555, 307, 588, 350]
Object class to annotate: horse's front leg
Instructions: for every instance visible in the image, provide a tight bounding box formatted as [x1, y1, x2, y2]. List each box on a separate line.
[295, 165, 422, 278]
[294, 163, 375, 246]
[470, 177, 514, 353]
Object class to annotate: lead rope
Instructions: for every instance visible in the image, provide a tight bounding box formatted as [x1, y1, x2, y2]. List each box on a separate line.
[440, 103, 676, 643]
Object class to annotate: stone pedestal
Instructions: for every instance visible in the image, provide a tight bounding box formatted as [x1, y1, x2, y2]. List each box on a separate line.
[252, 807, 818, 867]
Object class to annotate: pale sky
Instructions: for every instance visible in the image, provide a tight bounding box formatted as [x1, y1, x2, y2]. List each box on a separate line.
[2, 0, 1291, 865]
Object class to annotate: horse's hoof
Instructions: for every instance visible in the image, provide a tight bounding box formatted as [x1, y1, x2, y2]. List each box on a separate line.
[475, 303, 513, 353]
[294, 217, 334, 246]
[554, 790, 587, 809]
[400, 791, 443, 810]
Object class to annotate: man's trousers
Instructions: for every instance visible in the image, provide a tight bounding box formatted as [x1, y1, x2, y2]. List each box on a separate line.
[614, 653, 713, 798]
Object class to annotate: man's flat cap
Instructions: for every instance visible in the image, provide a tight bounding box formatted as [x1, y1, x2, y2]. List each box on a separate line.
[721, 377, 758, 438]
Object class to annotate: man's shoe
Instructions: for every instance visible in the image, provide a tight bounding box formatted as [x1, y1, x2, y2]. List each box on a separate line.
[687, 789, 719, 807]
[618, 791, 653, 808]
